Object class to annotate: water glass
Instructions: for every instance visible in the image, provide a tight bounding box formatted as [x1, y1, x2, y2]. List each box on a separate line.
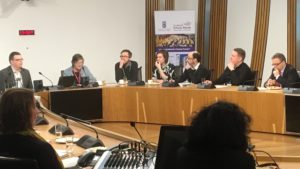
[55, 125, 63, 138]
[65, 136, 74, 156]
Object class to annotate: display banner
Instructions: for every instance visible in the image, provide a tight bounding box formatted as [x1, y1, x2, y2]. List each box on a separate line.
[154, 11, 195, 66]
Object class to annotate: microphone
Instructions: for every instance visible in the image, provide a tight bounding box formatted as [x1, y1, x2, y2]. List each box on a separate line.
[283, 82, 300, 94]
[48, 114, 74, 136]
[238, 78, 262, 91]
[39, 72, 54, 87]
[129, 122, 151, 166]
[15, 78, 23, 88]
[34, 101, 49, 125]
[60, 113, 105, 149]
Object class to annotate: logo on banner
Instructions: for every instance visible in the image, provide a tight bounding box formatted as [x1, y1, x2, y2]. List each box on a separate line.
[173, 22, 192, 32]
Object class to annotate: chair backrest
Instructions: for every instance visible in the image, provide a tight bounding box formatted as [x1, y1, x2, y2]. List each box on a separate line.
[174, 65, 183, 80]
[137, 66, 142, 81]
[251, 70, 258, 80]
[297, 70, 300, 78]
[0, 156, 39, 169]
[209, 68, 214, 80]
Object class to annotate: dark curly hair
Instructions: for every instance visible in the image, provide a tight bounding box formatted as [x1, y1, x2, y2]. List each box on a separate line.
[187, 101, 251, 151]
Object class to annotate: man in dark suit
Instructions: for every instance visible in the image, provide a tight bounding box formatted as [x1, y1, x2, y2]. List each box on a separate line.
[177, 51, 210, 84]
[264, 53, 300, 88]
[205, 48, 253, 86]
[0, 51, 33, 90]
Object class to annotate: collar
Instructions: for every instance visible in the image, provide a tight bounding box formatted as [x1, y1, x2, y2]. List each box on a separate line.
[193, 63, 200, 70]
[280, 64, 286, 75]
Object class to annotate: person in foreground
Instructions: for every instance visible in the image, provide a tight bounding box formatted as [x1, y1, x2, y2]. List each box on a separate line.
[206, 48, 253, 85]
[0, 51, 33, 90]
[264, 53, 300, 88]
[115, 49, 139, 82]
[177, 51, 210, 84]
[63, 53, 97, 86]
[152, 50, 176, 83]
[176, 101, 255, 169]
[0, 88, 64, 169]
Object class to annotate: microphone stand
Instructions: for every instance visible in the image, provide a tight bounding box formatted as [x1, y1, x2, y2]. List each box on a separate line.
[238, 78, 262, 91]
[283, 82, 300, 94]
[60, 113, 105, 149]
[129, 122, 152, 167]
[39, 72, 54, 87]
[48, 114, 74, 136]
[34, 101, 49, 125]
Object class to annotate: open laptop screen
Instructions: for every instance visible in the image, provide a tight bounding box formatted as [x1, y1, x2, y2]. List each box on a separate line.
[155, 125, 188, 169]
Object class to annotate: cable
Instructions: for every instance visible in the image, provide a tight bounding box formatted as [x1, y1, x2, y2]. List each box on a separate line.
[251, 149, 280, 169]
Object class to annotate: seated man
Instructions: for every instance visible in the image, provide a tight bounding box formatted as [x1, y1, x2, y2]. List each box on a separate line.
[115, 49, 138, 82]
[63, 53, 97, 86]
[0, 51, 33, 91]
[207, 48, 253, 85]
[177, 51, 210, 84]
[264, 53, 300, 88]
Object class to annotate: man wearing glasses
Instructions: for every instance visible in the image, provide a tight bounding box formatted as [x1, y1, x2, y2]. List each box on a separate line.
[114, 49, 138, 83]
[176, 51, 210, 84]
[264, 53, 300, 88]
[0, 51, 33, 90]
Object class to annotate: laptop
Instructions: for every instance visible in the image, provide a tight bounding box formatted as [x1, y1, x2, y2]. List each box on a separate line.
[58, 76, 76, 88]
[154, 125, 189, 169]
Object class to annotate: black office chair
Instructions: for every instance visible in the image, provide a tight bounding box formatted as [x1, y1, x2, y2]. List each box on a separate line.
[249, 70, 258, 86]
[137, 66, 142, 81]
[0, 156, 39, 169]
[209, 68, 214, 80]
[173, 65, 183, 80]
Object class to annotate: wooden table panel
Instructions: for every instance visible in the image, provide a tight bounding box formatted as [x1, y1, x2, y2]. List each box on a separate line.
[102, 85, 285, 134]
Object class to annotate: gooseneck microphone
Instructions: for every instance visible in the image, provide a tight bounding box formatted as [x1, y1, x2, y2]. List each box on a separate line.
[60, 113, 105, 149]
[238, 78, 262, 91]
[48, 114, 74, 136]
[283, 82, 300, 94]
[130, 122, 145, 143]
[34, 101, 49, 125]
[39, 72, 54, 87]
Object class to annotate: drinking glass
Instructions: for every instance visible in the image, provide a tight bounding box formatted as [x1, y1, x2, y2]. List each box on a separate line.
[65, 136, 74, 156]
[55, 125, 63, 139]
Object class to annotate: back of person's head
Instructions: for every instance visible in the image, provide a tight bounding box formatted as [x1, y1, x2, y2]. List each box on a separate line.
[9, 51, 21, 62]
[234, 48, 246, 61]
[272, 53, 286, 62]
[192, 52, 201, 63]
[120, 49, 132, 58]
[187, 101, 251, 152]
[156, 50, 169, 63]
[0, 88, 35, 134]
[71, 53, 84, 66]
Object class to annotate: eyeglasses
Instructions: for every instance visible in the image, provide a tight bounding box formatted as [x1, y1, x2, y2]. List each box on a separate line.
[272, 61, 283, 66]
[13, 58, 24, 62]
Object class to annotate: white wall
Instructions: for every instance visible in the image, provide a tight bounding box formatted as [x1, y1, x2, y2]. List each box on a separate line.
[263, 0, 287, 84]
[225, 0, 256, 67]
[0, 0, 145, 85]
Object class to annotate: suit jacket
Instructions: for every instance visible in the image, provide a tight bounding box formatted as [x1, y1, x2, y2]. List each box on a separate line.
[0, 134, 63, 169]
[214, 62, 253, 86]
[0, 66, 33, 90]
[177, 64, 210, 84]
[115, 60, 138, 82]
[264, 64, 300, 88]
